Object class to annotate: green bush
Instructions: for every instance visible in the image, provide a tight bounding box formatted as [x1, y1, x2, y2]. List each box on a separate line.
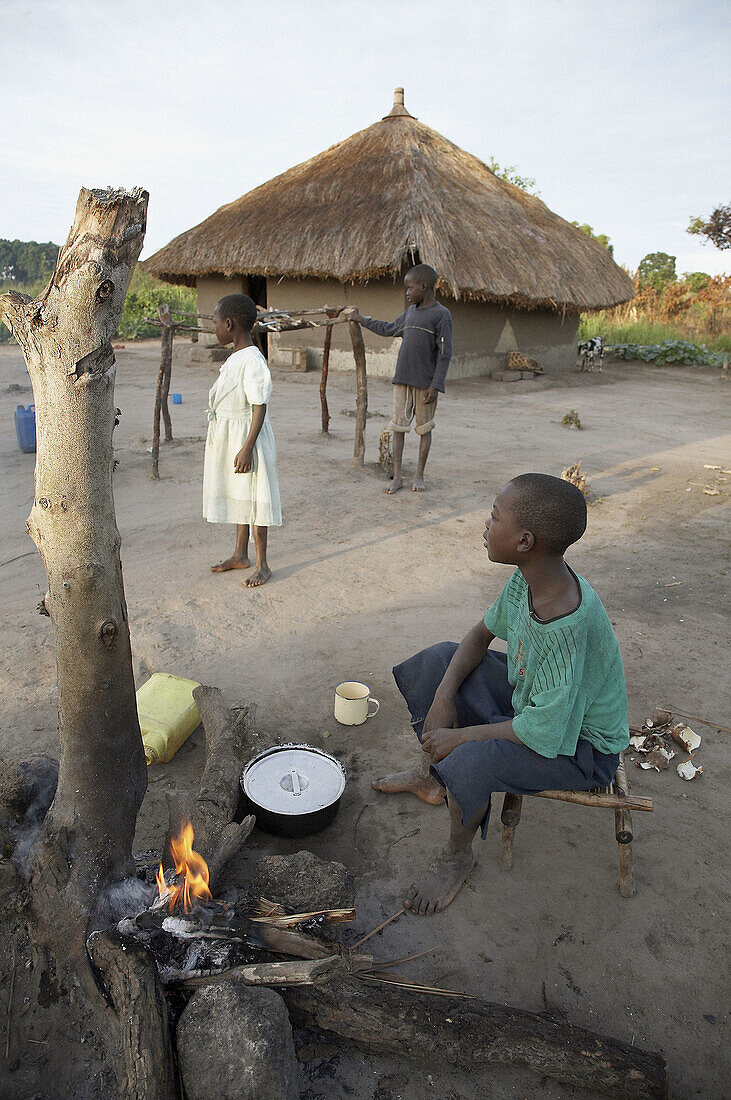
[1, 265, 197, 343]
[119, 267, 197, 339]
[606, 339, 724, 366]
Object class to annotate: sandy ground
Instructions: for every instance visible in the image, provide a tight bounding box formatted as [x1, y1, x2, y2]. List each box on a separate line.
[0, 339, 729, 1098]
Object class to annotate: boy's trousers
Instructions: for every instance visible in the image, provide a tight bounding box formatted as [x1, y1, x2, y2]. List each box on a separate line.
[393, 642, 619, 836]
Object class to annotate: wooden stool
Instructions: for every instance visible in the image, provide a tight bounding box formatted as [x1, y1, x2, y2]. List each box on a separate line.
[499, 755, 652, 897]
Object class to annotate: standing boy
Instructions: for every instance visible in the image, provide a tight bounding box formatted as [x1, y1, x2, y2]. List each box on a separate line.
[349, 263, 452, 493]
[372, 473, 630, 914]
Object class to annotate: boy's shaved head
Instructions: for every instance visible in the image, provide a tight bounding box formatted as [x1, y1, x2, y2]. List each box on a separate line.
[406, 263, 438, 289]
[508, 473, 587, 554]
[216, 294, 258, 332]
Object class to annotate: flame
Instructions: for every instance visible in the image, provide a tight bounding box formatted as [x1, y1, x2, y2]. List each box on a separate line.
[156, 821, 212, 913]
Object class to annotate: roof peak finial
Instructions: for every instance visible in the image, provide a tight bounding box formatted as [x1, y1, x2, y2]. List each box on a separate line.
[384, 86, 414, 119]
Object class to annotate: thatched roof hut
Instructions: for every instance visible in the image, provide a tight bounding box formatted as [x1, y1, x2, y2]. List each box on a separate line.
[146, 90, 633, 376]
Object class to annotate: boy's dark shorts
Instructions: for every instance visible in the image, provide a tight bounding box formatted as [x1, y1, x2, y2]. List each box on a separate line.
[393, 641, 620, 836]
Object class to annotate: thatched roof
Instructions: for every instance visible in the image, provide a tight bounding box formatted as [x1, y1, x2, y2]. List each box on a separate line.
[145, 89, 633, 311]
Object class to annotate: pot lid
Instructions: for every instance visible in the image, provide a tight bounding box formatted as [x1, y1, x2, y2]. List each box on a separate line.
[242, 745, 346, 816]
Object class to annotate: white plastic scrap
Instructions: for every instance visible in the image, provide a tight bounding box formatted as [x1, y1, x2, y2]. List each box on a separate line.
[677, 760, 703, 781]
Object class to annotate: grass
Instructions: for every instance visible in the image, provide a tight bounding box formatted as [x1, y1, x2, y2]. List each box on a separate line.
[579, 316, 731, 355]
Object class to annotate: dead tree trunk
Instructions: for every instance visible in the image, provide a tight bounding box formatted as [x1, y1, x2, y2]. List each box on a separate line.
[349, 319, 368, 465]
[0, 188, 162, 1097]
[88, 930, 178, 1100]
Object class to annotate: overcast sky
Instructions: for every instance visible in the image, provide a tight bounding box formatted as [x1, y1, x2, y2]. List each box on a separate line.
[2, 0, 729, 277]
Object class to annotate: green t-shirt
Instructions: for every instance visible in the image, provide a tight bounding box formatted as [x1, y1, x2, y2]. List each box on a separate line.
[483, 569, 629, 759]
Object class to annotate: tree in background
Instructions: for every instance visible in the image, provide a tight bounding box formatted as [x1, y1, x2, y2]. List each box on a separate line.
[682, 272, 711, 293]
[487, 156, 538, 195]
[0, 238, 59, 284]
[638, 252, 677, 291]
[687, 204, 731, 250]
[570, 222, 614, 255]
[1, 240, 196, 342]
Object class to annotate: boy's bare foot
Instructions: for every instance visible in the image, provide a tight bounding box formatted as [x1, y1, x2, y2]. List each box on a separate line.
[384, 477, 403, 495]
[403, 849, 474, 915]
[371, 766, 444, 805]
[244, 565, 272, 587]
[412, 475, 426, 492]
[210, 556, 250, 572]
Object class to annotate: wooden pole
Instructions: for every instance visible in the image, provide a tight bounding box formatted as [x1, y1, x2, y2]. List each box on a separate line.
[158, 305, 174, 443]
[151, 304, 174, 479]
[320, 322, 333, 433]
[500, 792, 523, 870]
[349, 319, 367, 465]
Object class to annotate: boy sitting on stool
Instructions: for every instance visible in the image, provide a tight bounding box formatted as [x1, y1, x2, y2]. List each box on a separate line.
[347, 263, 452, 494]
[372, 473, 630, 914]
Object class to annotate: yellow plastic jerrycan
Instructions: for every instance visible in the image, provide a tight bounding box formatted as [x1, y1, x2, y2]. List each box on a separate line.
[136, 673, 201, 766]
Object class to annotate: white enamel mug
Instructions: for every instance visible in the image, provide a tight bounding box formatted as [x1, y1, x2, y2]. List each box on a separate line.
[334, 681, 380, 726]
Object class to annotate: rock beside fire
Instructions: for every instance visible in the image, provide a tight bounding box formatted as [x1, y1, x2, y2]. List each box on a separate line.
[177, 983, 299, 1100]
[244, 851, 355, 914]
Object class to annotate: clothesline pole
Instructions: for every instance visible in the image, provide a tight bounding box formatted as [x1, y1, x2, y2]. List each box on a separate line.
[150, 304, 174, 479]
[320, 322, 333, 433]
[349, 319, 368, 465]
[147, 303, 190, 480]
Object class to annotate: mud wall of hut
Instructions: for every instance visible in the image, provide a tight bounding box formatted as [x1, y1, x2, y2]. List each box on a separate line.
[196, 276, 246, 344]
[194, 276, 579, 374]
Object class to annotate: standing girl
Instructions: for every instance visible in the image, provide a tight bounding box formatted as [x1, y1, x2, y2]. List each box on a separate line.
[203, 294, 281, 586]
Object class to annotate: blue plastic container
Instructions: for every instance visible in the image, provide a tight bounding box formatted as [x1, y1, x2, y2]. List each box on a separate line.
[172, 393, 182, 405]
[14, 405, 36, 453]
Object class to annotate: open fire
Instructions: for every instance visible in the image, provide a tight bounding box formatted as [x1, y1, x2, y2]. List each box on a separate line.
[156, 822, 212, 913]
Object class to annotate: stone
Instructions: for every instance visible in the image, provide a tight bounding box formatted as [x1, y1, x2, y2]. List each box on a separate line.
[247, 850, 355, 912]
[186, 344, 228, 367]
[490, 369, 532, 382]
[177, 984, 299, 1100]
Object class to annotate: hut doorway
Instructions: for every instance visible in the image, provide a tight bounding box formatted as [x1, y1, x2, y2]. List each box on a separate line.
[245, 275, 268, 355]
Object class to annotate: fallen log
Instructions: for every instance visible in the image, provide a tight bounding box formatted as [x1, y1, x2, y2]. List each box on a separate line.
[163, 688, 262, 889]
[282, 977, 668, 1099]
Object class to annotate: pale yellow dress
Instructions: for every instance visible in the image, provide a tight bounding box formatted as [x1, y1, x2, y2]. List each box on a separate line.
[202, 347, 282, 527]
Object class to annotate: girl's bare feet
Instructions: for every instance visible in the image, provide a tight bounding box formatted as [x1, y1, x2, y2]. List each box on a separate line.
[412, 475, 426, 492]
[371, 766, 444, 805]
[384, 477, 403, 494]
[403, 849, 474, 915]
[210, 556, 250, 572]
[244, 565, 272, 587]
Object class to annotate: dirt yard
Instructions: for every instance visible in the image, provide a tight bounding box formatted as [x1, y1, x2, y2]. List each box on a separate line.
[1, 340, 729, 1098]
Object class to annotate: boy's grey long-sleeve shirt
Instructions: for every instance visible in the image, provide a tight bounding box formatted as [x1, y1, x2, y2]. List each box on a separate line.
[358, 302, 453, 392]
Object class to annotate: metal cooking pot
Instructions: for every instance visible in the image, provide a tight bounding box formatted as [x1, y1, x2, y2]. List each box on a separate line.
[240, 744, 347, 838]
